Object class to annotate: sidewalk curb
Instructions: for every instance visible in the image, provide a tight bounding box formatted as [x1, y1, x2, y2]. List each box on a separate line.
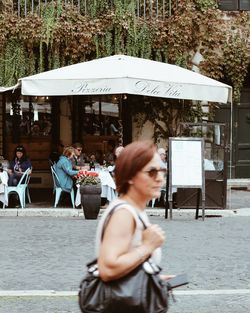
[1, 208, 250, 217]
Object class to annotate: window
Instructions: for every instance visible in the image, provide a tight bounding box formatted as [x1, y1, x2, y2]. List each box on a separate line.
[218, 0, 250, 11]
[6, 95, 52, 138]
[82, 96, 119, 137]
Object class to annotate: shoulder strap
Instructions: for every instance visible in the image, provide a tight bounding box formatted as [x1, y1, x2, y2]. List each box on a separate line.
[101, 202, 147, 240]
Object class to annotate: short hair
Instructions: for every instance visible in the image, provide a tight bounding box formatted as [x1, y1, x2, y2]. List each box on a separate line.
[115, 141, 156, 195]
[114, 146, 124, 157]
[72, 142, 83, 149]
[15, 145, 26, 154]
[13, 145, 27, 161]
[63, 146, 75, 157]
[157, 148, 166, 155]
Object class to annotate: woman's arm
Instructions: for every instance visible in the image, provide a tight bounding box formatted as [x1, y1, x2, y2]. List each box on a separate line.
[61, 160, 78, 176]
[98, 208, 165, 282]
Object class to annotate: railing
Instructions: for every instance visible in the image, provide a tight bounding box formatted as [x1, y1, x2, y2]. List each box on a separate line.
[2, 0, 170, 19]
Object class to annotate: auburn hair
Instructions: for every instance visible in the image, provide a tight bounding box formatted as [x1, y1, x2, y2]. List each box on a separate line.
[63, 146, 75, 158]
[115, 141, 156, 194]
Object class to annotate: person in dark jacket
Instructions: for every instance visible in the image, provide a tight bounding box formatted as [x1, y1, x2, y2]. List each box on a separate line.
[8, 145, 32, 186]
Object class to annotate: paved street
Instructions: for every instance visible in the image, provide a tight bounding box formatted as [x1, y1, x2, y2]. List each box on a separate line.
[0, 214, 250, 312]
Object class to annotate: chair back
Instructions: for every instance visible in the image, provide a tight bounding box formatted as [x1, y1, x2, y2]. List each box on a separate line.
[51, 166, 61, 188]
[17, 168, 31, 186]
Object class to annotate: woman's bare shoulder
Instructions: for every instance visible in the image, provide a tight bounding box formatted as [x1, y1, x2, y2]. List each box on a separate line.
[105, 207, 136, 236]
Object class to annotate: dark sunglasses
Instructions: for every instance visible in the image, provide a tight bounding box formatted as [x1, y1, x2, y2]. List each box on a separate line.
[76, 148, 82, 152]
[143, 168, 167, 179]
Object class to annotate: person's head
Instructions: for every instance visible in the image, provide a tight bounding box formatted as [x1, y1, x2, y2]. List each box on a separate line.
[115, 141, 166, 200]
[72, 142, 83, 157]
[157, 148, 166, 162]
[114, 146, 124, 158]
[14, 145, 26, 160]
[90, 154, 96, 162]
[63, 146, 75, 159]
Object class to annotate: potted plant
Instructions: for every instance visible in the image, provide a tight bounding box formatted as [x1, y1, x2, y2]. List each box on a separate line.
[76, 170, 102, 219]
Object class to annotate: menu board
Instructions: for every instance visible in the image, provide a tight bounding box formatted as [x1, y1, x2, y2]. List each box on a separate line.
[170, 138, 203, 187]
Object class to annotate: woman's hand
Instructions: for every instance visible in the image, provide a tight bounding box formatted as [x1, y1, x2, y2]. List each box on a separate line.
[142, 224, 165, 251]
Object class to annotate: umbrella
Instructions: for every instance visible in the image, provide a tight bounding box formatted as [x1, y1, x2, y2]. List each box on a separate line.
[19, 55, 232, 103]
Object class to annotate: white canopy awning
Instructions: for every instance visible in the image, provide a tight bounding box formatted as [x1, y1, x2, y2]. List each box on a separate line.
[0, 85, 19, 93]
[19, 55, 232, 104]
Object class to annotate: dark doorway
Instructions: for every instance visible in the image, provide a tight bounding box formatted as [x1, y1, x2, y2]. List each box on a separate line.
[214, 67, 250, 178]
[234, 90, 250, 177]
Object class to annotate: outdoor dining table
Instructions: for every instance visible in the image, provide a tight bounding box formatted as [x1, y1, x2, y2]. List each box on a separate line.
[75, 167, 117, 207]
[0, 171, 9, 207]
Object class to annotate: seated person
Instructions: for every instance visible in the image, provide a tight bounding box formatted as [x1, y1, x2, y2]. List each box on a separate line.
[107, 146, 124, 174]
[54, 146, 79, 193]
[8, 145, 32, 186]
[95, 149, 104, 165]
[156, 148, 168, 206]
[157, 148, 168, 169]
[89, 154, 97, 170]
[71, 142, 86, 170]
[104, 140, 116, 166]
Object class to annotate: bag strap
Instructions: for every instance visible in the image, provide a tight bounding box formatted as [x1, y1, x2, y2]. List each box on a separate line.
[87, 202, 151, 268]
[101, 201, 147, 240]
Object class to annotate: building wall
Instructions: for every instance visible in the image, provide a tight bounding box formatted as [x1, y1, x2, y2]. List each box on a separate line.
[132, 119, 168, 150]
[60, 98, 72, 146]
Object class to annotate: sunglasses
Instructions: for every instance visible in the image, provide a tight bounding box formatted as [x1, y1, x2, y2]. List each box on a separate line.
[76, 148, 82, 152]
[142, 168, 167, 179]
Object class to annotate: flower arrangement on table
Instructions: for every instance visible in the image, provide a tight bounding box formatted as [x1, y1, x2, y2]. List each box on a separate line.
[76, 170, 101, 186]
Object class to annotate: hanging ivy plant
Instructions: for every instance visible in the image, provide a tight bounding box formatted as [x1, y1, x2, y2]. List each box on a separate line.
[0, 0, 250, 138]
[223, 35, 250, 103]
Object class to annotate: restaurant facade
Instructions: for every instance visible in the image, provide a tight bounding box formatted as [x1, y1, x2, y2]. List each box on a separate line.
[0, 0, 250, 189]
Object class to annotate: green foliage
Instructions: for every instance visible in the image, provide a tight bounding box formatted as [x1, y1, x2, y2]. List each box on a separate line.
[194, 0, 218, 12]
[223, 35, 250, 103]
[0, 1, 250, 138]
[132, 98, 205, 142]
[0, 39, 26, 86]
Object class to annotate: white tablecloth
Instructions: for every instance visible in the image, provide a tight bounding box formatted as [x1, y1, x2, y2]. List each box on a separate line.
[75, 169, 117, 206]
[0, 171, 9, 206]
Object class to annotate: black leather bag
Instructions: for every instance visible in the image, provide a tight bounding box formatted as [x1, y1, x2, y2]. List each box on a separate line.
[78, 203, 169, 313]
[79, 258, 168, 313]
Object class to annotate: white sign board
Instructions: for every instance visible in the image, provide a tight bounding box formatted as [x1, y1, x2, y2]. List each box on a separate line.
[170, 138, 203, 187]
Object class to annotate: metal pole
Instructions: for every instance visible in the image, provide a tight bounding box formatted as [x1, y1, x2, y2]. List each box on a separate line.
[118, 95, 123, 147]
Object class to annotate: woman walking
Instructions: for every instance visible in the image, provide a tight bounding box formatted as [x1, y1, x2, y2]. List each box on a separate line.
[94, 140, 169, 312]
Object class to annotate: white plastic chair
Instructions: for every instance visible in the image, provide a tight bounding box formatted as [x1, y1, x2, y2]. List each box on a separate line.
[24, 171, 32, 207]
[51, 166, 75, 208]
[5, 168, 32, 209]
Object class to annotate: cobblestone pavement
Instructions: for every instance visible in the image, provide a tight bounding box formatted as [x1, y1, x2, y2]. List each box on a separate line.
[0, 215, 250, 312]
[227, 189, 250, 209]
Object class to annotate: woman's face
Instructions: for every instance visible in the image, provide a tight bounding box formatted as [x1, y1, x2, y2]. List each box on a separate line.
[16, 152, 23, 159]
[130, 152, 165, 201]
